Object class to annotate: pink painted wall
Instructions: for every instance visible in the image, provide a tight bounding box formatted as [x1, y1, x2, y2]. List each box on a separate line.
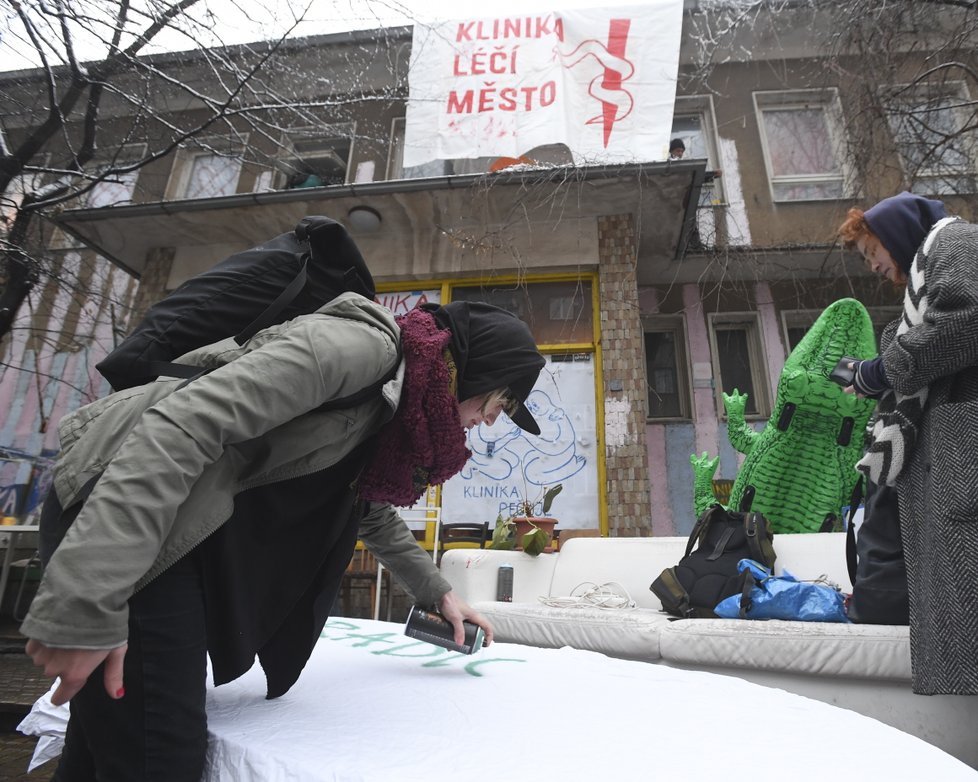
[0, 253, 133, 514]
[683, 283, 719, 459]
[645, 424, 674, 535]
[755, 281, 787, 396]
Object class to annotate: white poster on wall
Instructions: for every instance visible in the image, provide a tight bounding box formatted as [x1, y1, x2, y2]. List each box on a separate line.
[440, 354, 598, 529]
[404, 2, 684, 167]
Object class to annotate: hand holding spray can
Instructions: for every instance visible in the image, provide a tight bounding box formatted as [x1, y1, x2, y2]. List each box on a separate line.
[404, 605, 485, 654]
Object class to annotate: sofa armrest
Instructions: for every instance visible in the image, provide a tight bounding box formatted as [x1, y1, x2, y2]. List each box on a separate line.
[440, 549, 558, 604]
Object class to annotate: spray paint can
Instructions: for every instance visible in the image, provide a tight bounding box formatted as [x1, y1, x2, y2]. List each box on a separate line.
[496, 563, 514, 602]
[404, 605, 485, 654]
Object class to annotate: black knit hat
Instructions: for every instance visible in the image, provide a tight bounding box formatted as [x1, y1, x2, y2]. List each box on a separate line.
[423, 301, 545, 435]
[864, 191, 947, 273]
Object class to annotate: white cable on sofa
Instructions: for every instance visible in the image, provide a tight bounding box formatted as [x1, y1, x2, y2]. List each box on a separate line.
[538, 581, 637, 610]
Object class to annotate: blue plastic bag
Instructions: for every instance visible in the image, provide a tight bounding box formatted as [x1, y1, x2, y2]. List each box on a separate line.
[714, 559, 850, 622]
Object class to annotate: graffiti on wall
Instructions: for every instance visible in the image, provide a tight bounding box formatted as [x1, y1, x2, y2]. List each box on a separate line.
[0, 450, 56, 518]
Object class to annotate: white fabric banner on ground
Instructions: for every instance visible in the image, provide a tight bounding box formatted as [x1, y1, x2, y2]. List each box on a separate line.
[200, 618, 978, 782]
[19, 617, 978, 779]
[404, 2, 684, 167]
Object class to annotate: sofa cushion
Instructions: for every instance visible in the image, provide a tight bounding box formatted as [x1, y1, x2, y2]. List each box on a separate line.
[474, 601, 671, 662]
[769, 532, 852, 591]
[659, 619, 910, 681]
[552, 537, 690, 610]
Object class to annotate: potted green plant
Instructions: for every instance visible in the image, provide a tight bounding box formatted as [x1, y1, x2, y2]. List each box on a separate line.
[489, 484, 563, 556]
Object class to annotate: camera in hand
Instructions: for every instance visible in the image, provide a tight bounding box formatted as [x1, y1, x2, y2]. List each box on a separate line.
[828, 357, 859, 388]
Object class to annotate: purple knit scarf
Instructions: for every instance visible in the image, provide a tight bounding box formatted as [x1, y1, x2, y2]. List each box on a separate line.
[357, 309, 471, 507]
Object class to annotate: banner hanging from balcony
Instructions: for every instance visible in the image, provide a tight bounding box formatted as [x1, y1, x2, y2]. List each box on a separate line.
[403, 2, 683, 168]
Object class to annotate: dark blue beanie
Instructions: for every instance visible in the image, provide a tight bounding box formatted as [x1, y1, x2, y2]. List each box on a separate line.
[864, 192, 946, 273]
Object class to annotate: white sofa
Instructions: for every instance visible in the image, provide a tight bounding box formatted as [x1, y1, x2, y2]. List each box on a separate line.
[441, 534, 978, 769]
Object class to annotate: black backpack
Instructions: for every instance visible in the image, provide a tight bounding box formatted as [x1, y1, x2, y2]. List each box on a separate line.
[97, 216, 376, 391]
[650, 504, 777, 618]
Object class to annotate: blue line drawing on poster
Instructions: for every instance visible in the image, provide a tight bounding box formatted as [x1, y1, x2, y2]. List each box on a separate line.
[461, 420, 522, 480]
[460, 390, 587, 486]
[521, 390, 587, 485]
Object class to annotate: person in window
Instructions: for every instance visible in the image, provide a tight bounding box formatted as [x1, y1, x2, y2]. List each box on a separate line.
[838, 191, 978, 695]
[288, 170, 325, 189]
[669, 138, 686, 159]
[22, 294, 545, 780]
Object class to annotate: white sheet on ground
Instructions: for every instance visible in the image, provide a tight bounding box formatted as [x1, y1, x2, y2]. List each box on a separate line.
[203, 618, 978, 782]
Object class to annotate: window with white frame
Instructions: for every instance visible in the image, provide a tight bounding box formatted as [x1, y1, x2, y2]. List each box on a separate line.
[643, 316, 691, 419]
[708, 313, 769, 418]
[672, 96, 724, 203]
[387, 117, 576, 179]
[781, 309, 820, 353]
[673, 96, 725, 250]
[48, 148, 145, 247]
[884, 82, 978, 195]
[388, 117, 514, 179]
[272, 124, 355, 189]
[755, 89, 849, 202]
[166, 149, 242, 199]
[388, 117, 451, 179]
[86, 168, 140, 208]
[53, 161, 143, 248]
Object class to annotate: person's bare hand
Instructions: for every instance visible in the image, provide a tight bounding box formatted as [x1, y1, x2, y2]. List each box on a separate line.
[437, 591, 493, 647]
[25, 639, 128, 706]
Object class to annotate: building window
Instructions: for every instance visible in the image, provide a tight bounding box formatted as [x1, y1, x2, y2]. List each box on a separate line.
[755, 89, 849, 202]
[885, 83, 978, 195]
[450, 280, 593, 345]
[781, 309, 820, 352]
[167, 146, 243, 200]
[643, 316, 690, 419]
[708, 313, 769, 418]
[184, 153, 241, 198]
[48, 150, 146, 247]
[672, 96, 725, 250]
[671, 96, 724, 202]
[783, 307, 902, 354]
[388, 117, 575, 179]
[275, 124, 355, 189]
[388, 117, 451, 179]
[389, 117, 532, 179]
[86, 169, 140, 208]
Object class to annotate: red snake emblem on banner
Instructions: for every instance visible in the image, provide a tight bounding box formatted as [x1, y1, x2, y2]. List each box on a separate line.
[554, 19, 633, 147]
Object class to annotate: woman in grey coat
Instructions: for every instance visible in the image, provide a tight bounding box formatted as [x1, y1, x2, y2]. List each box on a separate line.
[839, 192, 978, 695]
[23, 292, 546, 780]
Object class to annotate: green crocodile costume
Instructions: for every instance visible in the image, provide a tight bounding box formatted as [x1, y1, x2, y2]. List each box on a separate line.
[692, 298, 878, 533]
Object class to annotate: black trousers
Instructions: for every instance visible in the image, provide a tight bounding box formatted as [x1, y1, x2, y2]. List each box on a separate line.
[50, 549, 209, 782]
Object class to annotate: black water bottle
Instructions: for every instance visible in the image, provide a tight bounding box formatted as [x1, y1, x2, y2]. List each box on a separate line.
[496, 563, 514, 602]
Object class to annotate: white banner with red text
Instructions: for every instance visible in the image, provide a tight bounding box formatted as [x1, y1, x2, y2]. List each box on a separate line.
[404, 2, 684, 168]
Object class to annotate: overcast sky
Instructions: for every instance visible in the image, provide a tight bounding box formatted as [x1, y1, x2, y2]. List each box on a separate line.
[1, 0, 658, 73]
